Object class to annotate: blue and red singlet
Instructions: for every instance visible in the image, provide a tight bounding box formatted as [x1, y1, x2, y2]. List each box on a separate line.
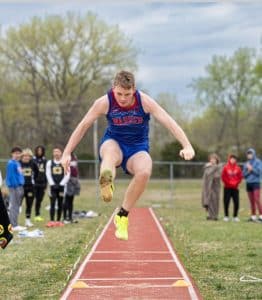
[100, 89, 150, 173]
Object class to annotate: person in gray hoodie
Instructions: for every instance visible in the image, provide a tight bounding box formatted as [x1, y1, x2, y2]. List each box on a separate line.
[243, 148, 262, 222]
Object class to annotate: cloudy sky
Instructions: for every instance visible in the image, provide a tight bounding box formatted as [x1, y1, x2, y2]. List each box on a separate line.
[0, 1, 261, 103]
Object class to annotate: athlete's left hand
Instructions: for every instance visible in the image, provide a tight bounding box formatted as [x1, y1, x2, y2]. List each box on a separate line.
[61, 152, 71, 174]
[179, 146, 195, 160]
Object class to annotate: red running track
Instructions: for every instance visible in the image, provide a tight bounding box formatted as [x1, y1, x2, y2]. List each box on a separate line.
[61, 208, 202, 300]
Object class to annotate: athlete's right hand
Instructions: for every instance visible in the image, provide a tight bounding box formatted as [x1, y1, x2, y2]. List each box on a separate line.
[61, 152, 71, 174]
[179, 145, 195, 160]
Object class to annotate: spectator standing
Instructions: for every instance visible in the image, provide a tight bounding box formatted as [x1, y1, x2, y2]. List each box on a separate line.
[221, 154, 243, 222]
[20, 148, 38, 227]
[202, 153, 221, 221]
[46, 146, 70, 227]
[243, 148, 262, 222]
[5, 147, 26, 231]
[33, 145, 47, 222]
[63, 153, 81, 223]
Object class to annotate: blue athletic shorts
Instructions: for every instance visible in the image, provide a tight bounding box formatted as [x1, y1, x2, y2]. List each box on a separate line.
[99, 135, 149, 174]
[246, 182, 260, 192]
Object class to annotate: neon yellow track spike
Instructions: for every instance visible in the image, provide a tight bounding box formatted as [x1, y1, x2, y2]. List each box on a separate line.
[114, 215, 128, 241]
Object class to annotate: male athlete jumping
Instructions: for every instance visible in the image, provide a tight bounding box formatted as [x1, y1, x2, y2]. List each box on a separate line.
[61, 71, 195, 240]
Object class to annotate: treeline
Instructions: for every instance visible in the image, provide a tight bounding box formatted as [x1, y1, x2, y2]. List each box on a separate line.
[190, 47, 262, 159]
[0, 13, 137, 157]
[0, 13, 261, 161]
[154, 48, 262, 162]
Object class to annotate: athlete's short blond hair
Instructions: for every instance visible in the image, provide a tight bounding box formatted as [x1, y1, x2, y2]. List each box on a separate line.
[113, 71, 135, 89]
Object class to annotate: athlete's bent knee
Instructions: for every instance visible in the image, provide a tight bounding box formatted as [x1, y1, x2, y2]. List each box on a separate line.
[135, 169, 151, 181]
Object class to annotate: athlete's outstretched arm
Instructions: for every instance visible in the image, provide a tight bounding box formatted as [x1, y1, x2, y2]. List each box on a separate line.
[141, 93, 195, 160]
[61, 96, 108, 172]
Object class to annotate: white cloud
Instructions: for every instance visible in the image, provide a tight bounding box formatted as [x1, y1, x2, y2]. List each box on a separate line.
[129, 3, 262, 97]
[196, 2, 236, 19]
[119, 6, 171, 35]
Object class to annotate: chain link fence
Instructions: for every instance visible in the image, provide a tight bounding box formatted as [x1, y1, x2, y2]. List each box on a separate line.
[0, 158, 250, 208]
[0, 159, 206, 178]
[0, 158, 206, 207]
[76, 160, 206, 179]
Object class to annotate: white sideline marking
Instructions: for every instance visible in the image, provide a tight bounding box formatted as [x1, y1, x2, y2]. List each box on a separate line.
[77, 277, 183, 281]
[61, 208, 200, 299]
[149, 208, 199, 300]
[95, 250, 170, 253]
[60, 211, 116, 300]
[89, 259, 174, 262]
[240, 275, 262, 282]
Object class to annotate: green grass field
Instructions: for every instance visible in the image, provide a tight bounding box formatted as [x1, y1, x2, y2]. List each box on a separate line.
[0, 179, 261, 300]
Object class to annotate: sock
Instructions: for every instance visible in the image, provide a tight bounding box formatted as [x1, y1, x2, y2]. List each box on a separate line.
[117, 207, 129, 218]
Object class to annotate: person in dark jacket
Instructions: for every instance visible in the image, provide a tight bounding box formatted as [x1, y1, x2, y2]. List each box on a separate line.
[63, 153, 81, 223]
[20, 148, 39, 227]
[221, 154, 243, 222]
[243, 148, 262, 222]
[6, 146, 26, 231]
[33, 145, 47, 222]
[202, 153, 222, 221]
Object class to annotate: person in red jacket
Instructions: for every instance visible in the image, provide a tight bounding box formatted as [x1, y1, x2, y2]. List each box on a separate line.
[221, 154, 243, 222]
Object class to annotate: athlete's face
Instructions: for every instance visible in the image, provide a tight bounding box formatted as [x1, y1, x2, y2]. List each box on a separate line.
[53, 148, 62, 161]
[113, 85, 135, 108]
